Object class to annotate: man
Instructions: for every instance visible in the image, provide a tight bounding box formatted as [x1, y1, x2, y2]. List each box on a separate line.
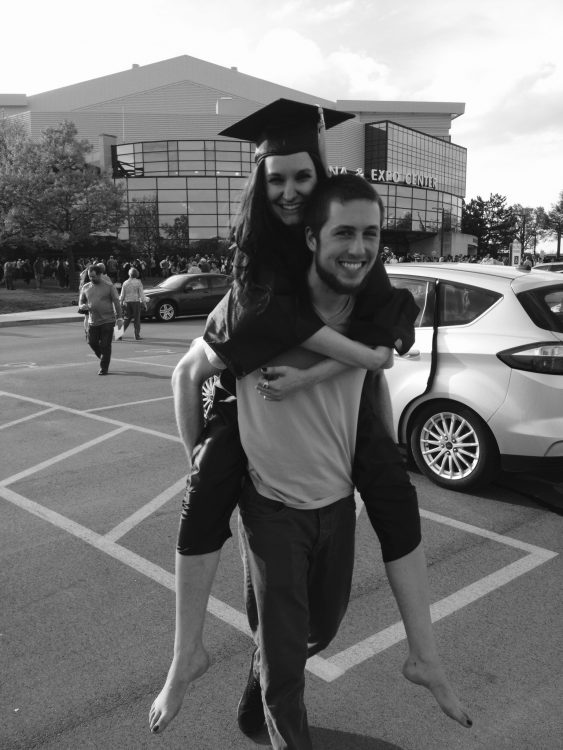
[78, 264, 123, 375]
[149, 175, 470, 744]
[119, 266, 145, 340]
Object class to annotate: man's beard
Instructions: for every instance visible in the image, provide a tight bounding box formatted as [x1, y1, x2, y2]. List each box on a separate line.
[314, 255, 371, 295]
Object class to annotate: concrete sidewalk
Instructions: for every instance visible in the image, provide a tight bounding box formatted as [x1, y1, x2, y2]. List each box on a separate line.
[0, 306, 82, 327]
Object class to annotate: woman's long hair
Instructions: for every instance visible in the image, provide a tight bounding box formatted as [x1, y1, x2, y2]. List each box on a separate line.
[230, 154, 327, 310]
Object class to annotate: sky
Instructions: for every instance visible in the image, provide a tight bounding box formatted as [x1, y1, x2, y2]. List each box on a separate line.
[2, 0, 562, 217]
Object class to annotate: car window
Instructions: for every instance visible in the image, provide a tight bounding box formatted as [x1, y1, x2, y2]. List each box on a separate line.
[184, 278, 208, 291]
[439, 282, 501, 326]
[208, 275, 231, 290]
[517, 284, 563, 332]
[388, 276, 434, 327]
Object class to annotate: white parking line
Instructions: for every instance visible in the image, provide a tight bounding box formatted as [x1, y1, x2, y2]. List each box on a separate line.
[86, 395, 173, 413]
[2, 427, 128, 486]
[317, 510, 558, 681]
[0, 484, 250, 637]
[0, 406, 57, 429]
[0, 391, 182, 443]
[1, 391, 558, 684]
[105, 477, 188, 543]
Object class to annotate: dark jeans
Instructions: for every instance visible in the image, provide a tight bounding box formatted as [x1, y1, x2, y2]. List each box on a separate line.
[238, 484, 356, 750]
[122, 301, 141, 338]
[87, 322, 114, 372]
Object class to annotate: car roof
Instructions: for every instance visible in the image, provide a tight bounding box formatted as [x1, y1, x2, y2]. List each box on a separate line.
[385, 263, 563, 292]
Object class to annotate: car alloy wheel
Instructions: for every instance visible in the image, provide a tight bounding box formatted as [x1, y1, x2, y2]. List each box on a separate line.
[410, 401, 499, 491]
[201, 375, 219, 420]
[156, 301, 177, 322]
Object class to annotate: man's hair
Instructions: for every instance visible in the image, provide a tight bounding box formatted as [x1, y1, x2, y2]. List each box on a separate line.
[304, 173, 385, 241]
[129, 267, 139, 278]
[88, 264, 103, 276]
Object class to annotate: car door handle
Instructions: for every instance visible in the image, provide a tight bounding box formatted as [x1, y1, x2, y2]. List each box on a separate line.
[397, 349, 421, 359]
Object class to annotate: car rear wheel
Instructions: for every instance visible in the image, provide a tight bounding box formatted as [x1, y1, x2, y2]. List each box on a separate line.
[156, 301, 177, 322]
[409, 401, 499, 491]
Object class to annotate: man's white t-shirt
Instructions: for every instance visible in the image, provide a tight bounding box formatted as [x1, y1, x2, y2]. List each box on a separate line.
[206, 298, 366, 509]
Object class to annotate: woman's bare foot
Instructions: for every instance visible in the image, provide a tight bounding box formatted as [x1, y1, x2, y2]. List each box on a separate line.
[149, 646, 210, 734]
[403, 656, 472, 728]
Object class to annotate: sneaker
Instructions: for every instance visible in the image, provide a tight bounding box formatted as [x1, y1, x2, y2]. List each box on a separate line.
[237, 651, 265, 736]
[135, 336, 143, 340]
[98, 369, 108, 375]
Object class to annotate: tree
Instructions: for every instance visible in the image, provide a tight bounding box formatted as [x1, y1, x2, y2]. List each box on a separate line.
[1, 121, 126, 288]
[543, 191, 563, 260]
[128, 197, 161, 256]
[0, 119, 36, 243]
[161, 215, 191, 251]
[462, 194, 517, 257]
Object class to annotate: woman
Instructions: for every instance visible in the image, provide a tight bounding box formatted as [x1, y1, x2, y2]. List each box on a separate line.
[149, 100, 471, 735]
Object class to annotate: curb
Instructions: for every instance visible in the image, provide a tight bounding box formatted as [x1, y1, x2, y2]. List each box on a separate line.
[0, 315, 82, 328]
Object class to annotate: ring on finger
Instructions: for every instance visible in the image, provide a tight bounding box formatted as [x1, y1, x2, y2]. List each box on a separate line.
[263, 381, 269, 389]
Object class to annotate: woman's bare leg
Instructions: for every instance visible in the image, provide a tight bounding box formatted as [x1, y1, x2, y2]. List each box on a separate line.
[149, 550, 220, 733]
[385, 543, 473, 728]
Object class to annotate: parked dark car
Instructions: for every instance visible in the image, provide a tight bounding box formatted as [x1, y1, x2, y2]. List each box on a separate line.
[141, 273, 232, 322]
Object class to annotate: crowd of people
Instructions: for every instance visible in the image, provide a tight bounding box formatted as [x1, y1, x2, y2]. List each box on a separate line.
[0, 251, 234, 290]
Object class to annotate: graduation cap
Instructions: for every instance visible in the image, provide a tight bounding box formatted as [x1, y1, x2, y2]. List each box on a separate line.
[218, 98, 355, 168]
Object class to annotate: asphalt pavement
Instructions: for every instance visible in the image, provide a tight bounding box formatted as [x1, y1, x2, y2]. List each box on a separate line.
[1, 312, 562, 750]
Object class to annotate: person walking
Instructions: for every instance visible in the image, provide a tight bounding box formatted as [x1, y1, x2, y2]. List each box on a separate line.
[119, 266, 145, 340]
[3, 260, 15, 290]
[33, 257, 44, 289]
[78, 264, 123, 375]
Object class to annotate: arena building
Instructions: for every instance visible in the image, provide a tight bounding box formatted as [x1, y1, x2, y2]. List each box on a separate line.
[1, 55, 474, 257]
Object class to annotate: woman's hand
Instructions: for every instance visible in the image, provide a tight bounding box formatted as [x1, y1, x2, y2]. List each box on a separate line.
[255, 366, 312, 401]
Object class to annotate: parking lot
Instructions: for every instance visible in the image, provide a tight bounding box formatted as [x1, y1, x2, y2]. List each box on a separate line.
[1, 317, 562, 749]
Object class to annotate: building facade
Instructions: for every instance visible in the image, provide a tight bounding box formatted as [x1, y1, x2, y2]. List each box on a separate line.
[1, 55, 470, 257]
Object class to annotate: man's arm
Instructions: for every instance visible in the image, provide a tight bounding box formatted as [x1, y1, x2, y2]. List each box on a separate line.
[110, 286, 124, 322]
[171, 337, 222, 465]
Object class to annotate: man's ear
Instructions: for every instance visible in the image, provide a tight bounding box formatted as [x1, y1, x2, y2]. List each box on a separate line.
[305, 227, 317, 253]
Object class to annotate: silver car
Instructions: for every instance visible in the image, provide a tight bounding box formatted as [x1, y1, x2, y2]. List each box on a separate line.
[386, 263, 563, 490]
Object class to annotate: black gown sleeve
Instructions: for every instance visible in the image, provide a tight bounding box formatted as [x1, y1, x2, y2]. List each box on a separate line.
[203, 257, 419, 377]
[348, 258, 420, 355]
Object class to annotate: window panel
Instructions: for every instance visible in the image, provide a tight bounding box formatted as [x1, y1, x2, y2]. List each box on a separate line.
[388, 276, 434, 327]
[158, 189, 187, 201]
[160, 202, 188, 214]
[440, 282, 501, 326]
[190, 215, 218, 227]
[187, 202, 217, 215]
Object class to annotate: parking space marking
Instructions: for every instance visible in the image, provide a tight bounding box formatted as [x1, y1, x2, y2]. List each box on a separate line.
[0, 406, 57, 429]
[105, 477, 188, 542]
[111, 357, 176, 369]
[319, 509, 558, 681]
[1, 362, 38, 369]
[0, 484, 251, 637]
[1, 390, 558, 684]
[86, 395, 173, 413]
[2, 426, 128, 486]
[0, 391, 182, 443]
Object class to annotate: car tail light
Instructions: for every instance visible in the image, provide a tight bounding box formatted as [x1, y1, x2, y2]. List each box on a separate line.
[497, 342, 563, 374]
